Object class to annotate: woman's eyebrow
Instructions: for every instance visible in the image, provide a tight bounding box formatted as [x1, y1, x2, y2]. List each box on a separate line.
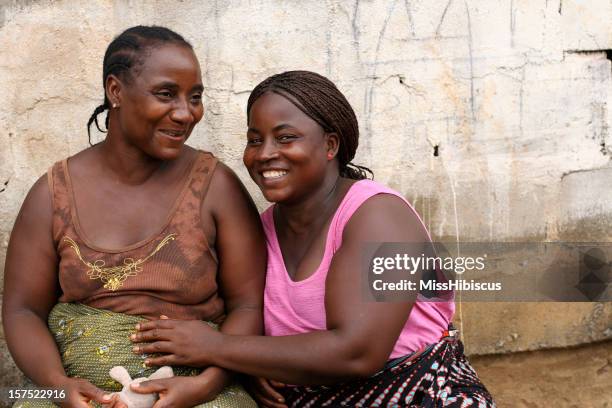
[153, 81, 178, 88]
[247, 124, 294, 134]
[272, 124, 293, 131]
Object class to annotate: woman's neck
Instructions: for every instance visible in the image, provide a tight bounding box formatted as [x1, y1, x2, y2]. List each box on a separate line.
[276, 171, 344, 235]
[98, 132, 168, 185]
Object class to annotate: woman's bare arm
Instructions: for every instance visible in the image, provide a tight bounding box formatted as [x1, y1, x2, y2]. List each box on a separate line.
[2, 176, 115, 407]
[209, 163, 266, 338]
[2, 175, 67, 386]
[135, 194, 429, 385]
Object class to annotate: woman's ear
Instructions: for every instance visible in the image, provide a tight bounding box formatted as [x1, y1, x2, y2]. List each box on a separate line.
[325, 132, 340, 160]
[105, 74, 123, 109]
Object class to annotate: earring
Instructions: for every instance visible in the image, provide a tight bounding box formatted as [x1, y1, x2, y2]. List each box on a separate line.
[112, 103, 118, 108]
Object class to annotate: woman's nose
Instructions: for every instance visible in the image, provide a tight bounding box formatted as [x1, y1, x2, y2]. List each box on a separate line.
[257, 138, 280, 161]
[169, 98, 194, 124]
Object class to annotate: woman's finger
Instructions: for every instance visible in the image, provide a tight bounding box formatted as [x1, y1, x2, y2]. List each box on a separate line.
[258, 378, 286, 404]
[131, 328, 171, 342]
[257, 394, 288, 408]
[250, 388, 284, 408]
[269, 380, 287, 388]
[133, 341, 174, 355]
[143, 354, 177, 367]
[112, 395, 128, 408]
[131, 379, 167, 394]
[103, 394, 127, 408]
[80, 382, 113, 404]
[136, 319, 174, 332]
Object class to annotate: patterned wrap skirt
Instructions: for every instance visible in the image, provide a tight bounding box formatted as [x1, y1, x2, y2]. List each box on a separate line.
[280, 333, 496, 408]
[14, 302, 256, 408]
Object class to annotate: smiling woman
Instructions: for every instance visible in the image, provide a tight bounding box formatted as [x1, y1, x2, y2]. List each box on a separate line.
[101, 44, 204, 160]
[2, 26, 262, 408]
[130, 71, 495, 407]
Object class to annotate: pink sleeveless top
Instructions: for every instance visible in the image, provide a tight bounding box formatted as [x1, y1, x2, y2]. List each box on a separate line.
[262, 179, 455, 358]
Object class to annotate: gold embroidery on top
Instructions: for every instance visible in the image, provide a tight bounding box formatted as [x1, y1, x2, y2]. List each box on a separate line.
[63, 234, 177, 291]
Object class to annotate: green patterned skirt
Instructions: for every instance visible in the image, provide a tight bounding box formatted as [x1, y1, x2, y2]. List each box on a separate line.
[14, 303, 256, 408]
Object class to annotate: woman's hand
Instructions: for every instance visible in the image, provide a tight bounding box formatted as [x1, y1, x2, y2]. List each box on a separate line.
[130, 375, 223, 408]
[131, 318, 222, 367]
[55, 377, 122, 408]
[246, 377, 288, 408]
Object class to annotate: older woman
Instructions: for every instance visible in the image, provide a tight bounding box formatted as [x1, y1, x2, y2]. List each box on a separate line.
[131, 71, 495, 407]
[2, 26, 263, 408]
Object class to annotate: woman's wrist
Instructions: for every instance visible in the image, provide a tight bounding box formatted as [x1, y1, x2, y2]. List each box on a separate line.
[199, 366, 232, 387]
[189, 366, 231, 402]
[197, 326, 226, 367]
[40, 372, 71, 388]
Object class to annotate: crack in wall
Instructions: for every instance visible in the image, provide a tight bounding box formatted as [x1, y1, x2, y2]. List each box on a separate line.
[0, 180, 8, 193]
[565, 49, 612, 57]
[435, 0, 453, 37]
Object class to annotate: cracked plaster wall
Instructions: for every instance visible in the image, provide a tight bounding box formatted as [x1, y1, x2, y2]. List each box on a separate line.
[1, 0, 611, 388]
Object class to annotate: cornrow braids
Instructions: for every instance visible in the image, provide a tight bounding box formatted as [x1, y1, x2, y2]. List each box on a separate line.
[247, 70, 373, 180]
[86, 25, 193, 146]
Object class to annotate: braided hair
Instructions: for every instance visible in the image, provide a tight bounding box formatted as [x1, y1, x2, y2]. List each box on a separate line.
[246, 71, 373, 180]
[86, 26, 193, 146]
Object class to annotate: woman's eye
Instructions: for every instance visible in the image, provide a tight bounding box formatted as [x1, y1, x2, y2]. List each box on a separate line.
[191, 94, 202, 103]
[156, 91, 173, 99]
[246, 138, 262, 146]
[278, 135, 296, 142]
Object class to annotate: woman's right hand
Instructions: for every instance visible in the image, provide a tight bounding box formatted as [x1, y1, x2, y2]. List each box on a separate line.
[56, 377, 123, 408]
[246, 377, 287, 408]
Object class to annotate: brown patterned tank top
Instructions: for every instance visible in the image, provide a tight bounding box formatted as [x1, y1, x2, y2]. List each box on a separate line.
[48, 151, 225, 322]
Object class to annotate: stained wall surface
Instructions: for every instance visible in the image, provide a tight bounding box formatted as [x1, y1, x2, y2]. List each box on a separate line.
[1, 0, 611, 405]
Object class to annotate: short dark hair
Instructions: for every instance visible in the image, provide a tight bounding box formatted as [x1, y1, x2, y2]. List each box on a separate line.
[247, 70, 373, 180]
[86, 25, 192, 145]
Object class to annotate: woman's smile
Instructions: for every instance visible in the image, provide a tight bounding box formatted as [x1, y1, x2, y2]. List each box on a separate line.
[157, 128, 188, 144]
[244, 92, 332, 203]
[111, 44, 204, 161]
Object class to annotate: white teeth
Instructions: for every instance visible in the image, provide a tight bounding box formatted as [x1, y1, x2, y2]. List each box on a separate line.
[162, 130, 184, 137]
[262, 170, 287, 179]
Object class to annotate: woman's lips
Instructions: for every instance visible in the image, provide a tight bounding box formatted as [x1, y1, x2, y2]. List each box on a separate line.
[262, 170, 288, 179]
[259, 169, 288, 185]
[158, 129, 187, 140]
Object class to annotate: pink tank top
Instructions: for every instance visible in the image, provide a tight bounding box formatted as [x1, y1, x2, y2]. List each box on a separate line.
[262, 179, 455, 358]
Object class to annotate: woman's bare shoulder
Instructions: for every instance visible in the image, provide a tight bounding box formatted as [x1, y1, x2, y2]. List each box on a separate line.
[343, 191, 428, 243]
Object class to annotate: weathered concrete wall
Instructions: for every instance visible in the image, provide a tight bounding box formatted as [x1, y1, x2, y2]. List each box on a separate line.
[1, 0, 611, 404]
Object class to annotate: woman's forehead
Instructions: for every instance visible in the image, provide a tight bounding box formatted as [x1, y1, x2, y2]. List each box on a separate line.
[136, 44, 201, 81]
[250, 92, 312, 121]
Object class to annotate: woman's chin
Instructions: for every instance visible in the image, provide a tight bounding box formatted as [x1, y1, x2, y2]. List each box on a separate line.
[261, 188, 290, 204]
[149, 144, 185, 161]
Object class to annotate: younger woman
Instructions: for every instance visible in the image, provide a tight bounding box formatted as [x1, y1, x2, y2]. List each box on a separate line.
[132, 71, 495, 407]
